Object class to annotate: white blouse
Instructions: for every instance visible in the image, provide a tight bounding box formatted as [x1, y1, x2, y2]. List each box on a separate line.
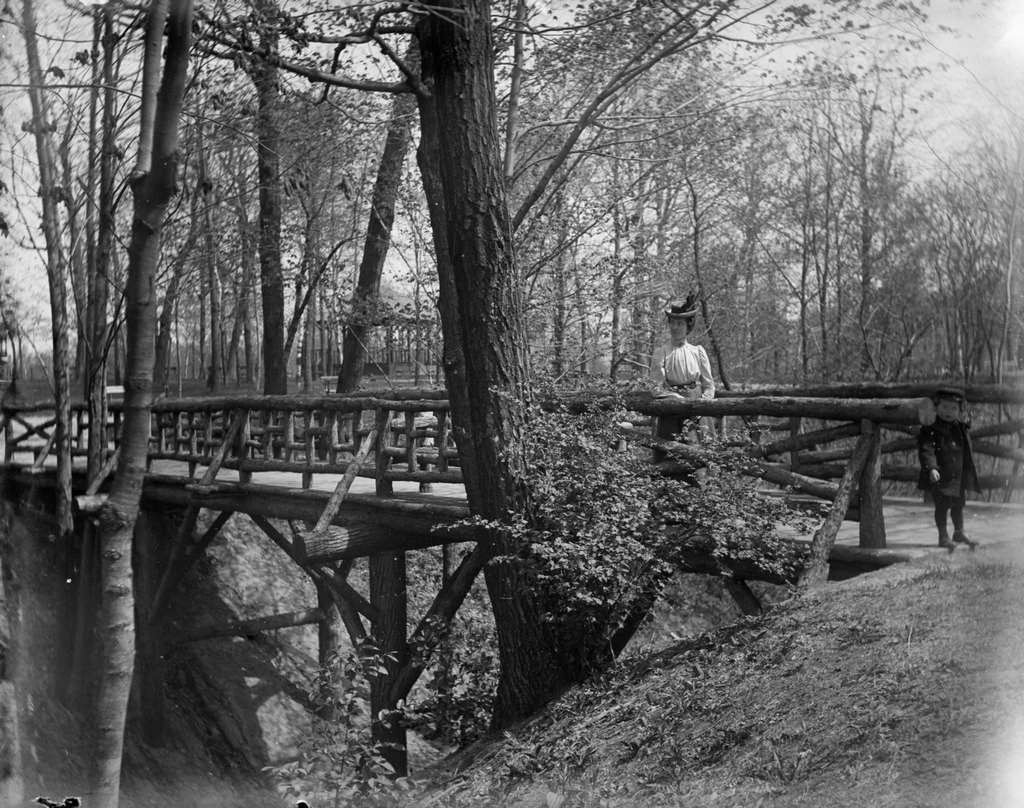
[658, 341, 715, 400]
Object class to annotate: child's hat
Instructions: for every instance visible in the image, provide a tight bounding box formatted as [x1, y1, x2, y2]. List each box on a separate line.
[932, 386, 965, 403]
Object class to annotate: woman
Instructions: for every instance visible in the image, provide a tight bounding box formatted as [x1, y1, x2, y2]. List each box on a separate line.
[651, 292, 715, 459]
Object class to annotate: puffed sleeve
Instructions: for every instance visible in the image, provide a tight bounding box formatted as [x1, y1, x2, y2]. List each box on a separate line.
[697, 345, 715, 399]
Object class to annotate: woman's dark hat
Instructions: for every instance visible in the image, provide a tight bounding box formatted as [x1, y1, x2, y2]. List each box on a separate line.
[665, 291, 699, 319]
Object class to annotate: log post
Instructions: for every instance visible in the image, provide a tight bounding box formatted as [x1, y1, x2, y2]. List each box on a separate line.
[788, 417, 802, 473]
[302, 409, 314, 489]
[798, 426, 876, 587]
[237, 408, 252, 484]
[369, 550, 408, 775]
[315, 580, 339, 668]
[2, 413, 12, 462]
[857, 420, 886, 548]
[375, 408, 394, 497]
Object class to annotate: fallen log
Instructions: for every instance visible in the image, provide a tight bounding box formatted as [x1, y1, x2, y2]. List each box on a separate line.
[716, 382, 1024, 405]
[176, 608, 326, 643]
[801, 433, 1024, 466]
[750, 422, 862, 459]
[574, 394, 934, 425]
[619, 424, 842, 503]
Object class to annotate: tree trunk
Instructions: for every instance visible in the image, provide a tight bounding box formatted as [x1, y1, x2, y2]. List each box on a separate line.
[253, 0, 287, 394]
[0, 508, 23, 806]
[20, 0, 73, 539]
[87, 4, 117, 473]
[415, 1, 569, 728]
[198, 122, 221, 392]
[337, 48, 418, 394]
[89, 1, 192, 803]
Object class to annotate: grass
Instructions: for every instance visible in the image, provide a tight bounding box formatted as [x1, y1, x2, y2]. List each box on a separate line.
[417, 544, 1024, 808]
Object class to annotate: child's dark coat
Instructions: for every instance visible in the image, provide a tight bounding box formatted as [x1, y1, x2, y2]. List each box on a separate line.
[917, 419, 981, 496]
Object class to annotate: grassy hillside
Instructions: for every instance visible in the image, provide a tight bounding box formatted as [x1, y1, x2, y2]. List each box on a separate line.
[420, 545, 1024, 808]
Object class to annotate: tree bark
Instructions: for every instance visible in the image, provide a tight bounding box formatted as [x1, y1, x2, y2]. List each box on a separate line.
[369, 551, 408, 774]
[337, 46, 418, 394]
[0, 507, 23, 806]
[20, 0, 73, 538]
[198, 121, 222, 392]
[253, 0, 287, 394]
[87, 4, 117, 473]
[415, 0, 569, 728]
[89, 0, 192, 803]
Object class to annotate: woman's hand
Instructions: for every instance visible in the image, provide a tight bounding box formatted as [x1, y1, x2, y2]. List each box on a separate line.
[929, 469, 941, 484]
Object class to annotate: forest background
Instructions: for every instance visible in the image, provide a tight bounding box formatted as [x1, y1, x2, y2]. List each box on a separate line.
[1, 0, 1022, 394]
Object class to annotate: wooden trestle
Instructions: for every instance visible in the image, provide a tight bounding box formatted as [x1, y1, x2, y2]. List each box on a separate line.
[2, 385, 1022, 772]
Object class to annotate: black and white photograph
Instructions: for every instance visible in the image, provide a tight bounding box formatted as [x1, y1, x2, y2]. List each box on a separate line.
[1, 1, 1022, 805]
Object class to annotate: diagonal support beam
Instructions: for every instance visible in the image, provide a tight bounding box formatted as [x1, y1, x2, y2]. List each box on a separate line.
[249, 514, 371, 646]
[308, 565, 369, 648]
[799, 421, 876, 587]
[311, 427, 378, 534]
[185, 410, 246, 492]
[175, 608, 327, 643]
[389, 541, 489, 704]
[28, 427, 57, 473]
[249, 513, 307, 563]
[313, 564, 378, 622]
[150, 414, 246, 621]
[150, 509, 235, 622]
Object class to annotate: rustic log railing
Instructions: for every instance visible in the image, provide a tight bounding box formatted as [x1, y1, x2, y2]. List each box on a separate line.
[2, 394, 460, 490]
[3, 386, 1021, 523]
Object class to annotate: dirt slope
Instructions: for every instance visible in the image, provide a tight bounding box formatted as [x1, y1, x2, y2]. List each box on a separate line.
[422, 543, 1024, 808]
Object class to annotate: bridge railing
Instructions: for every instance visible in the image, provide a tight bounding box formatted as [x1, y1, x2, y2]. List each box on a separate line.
[139, 394, 462, 491]
[3, 385, 1020, 528]
[1, 394, 462, 491]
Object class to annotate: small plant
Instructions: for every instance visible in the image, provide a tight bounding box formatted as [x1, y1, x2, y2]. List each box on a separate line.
[270, 643, 410, 808]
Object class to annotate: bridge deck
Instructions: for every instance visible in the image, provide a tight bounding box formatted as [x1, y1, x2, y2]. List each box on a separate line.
[11, 456, 1023, 568]
[146, 459, 1022, 557]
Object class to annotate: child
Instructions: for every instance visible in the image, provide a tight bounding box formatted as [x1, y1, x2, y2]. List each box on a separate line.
[917, 387, 981, 549]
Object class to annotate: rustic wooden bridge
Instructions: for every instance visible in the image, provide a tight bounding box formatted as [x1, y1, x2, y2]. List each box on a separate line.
[2, 383, 1021, 772]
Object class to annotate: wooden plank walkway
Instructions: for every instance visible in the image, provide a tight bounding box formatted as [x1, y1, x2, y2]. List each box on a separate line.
[11, 457, 1023, 568]
[148, 459, 1023, 553]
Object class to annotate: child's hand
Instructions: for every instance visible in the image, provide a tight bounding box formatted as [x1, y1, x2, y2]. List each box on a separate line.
[929, 469, 940, 484]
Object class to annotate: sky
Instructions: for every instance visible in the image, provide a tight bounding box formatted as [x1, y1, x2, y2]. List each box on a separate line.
[1, 0, 1022, 347]
[921, 0, 1024, 122]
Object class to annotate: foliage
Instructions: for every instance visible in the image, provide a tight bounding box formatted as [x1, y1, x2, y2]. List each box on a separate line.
[458, 400, 813, 679]
[656, 441, 816, 584]
[271, 643, 414, 808]
[408, 613, 498, 749]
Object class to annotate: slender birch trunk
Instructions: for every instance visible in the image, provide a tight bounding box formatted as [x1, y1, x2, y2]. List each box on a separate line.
[89, 1, 192, 804]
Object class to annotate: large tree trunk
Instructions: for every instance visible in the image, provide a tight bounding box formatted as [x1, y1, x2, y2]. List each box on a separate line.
[89, 1, 192, 804]
[337, 50, 418, 394]
[253, 0, 287, 394]
[415, 0, 571, 728]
